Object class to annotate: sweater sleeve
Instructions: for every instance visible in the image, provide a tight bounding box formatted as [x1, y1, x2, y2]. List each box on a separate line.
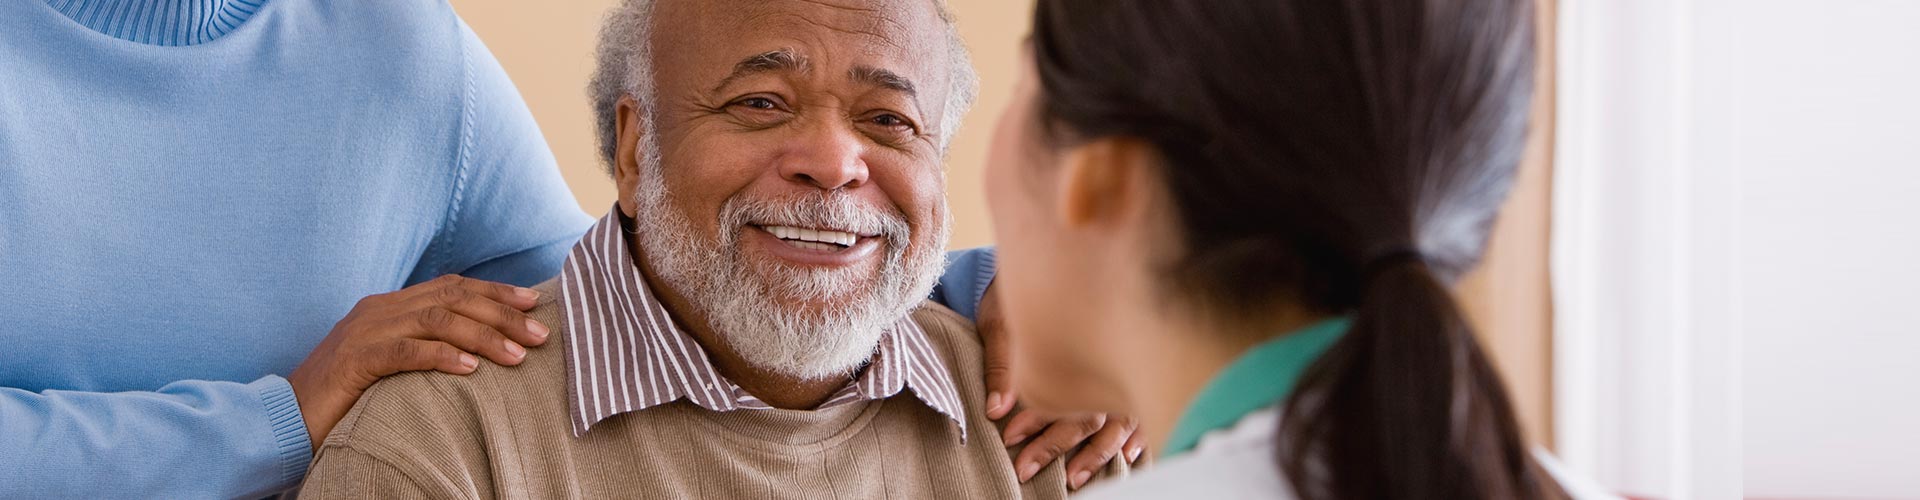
[409, 18, 591, 288]
[0, 376, 312, 498]
[929, 247, 998, 322]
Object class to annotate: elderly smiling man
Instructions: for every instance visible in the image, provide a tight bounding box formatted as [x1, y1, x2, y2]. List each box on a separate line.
[297, 0, 1127, 497]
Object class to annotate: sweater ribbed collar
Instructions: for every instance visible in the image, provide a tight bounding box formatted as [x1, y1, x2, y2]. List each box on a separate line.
[45, 0, 269, 46]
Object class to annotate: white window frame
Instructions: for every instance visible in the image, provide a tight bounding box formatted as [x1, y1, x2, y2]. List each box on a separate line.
[1551, 1, 1743, 498]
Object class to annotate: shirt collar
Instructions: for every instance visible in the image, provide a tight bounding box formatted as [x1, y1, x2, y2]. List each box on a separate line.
[557, 206, 967, 442]
[1162, 316, 1348, 457]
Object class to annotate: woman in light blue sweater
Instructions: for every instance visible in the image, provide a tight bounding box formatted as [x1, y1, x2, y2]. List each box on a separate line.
[0, 0, 594, 496]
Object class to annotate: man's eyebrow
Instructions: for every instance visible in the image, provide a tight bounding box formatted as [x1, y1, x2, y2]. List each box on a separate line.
[711, 49, 810, 93]
[850, 65, 917, 97]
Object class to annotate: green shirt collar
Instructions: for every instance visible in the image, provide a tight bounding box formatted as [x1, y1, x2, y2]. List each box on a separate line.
[1162, 316, 1349, 457]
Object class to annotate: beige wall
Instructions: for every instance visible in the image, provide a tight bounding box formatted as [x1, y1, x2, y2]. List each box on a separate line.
[453, 0, 1555, 446]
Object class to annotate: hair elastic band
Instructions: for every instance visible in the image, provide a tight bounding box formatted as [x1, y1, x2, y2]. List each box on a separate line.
[1362, 246, 1426, 279]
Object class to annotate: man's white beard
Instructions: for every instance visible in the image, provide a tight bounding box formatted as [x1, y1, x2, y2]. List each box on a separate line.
[630, 140, 949, 381]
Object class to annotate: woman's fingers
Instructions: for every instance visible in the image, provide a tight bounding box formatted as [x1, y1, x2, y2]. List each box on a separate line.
[1122, 426, 1148, 465]
[404, 305, 526, 367]
[1000, 405, 1053, 446]
[418, 283, 550, 348]
[444, 274, 542, 310]
[976, 281, 1017, 419]
[1011, 411, 1107, 483]
[379, 338, 478, 376]
[400, 274, 539, 310]
[1063, 414, 1138, 490]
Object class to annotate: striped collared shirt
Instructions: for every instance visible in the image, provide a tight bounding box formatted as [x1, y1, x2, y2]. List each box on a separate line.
[557, 208, 967, 441]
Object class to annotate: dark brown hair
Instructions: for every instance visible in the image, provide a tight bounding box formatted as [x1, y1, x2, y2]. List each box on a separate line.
[1029, 0, 1560, 498]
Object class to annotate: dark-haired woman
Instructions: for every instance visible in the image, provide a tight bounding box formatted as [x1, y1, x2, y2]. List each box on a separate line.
[983, 0, 1610, 498]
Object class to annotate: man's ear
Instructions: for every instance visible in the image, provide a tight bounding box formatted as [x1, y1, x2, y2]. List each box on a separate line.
[1055, 137, 1158, 228]
[613, 95, 650, 219]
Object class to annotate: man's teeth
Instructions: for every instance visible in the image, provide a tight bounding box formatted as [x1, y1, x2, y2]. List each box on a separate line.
[763, 225, 858, 247]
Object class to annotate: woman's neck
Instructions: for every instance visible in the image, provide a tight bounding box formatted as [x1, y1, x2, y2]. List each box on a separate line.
[1119, 302, 1328, 453]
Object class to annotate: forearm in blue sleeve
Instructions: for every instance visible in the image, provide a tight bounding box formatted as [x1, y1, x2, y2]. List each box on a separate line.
[930, 246, 998, 322]
[0, 376, 312, 498]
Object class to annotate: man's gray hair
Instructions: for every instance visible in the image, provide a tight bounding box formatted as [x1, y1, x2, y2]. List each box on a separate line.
[588, 0, 979, 175]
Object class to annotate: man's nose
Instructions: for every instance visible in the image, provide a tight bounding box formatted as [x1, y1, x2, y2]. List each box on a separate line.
[776, 122, 870, 191]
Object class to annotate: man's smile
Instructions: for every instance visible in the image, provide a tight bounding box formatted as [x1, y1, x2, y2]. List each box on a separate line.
[760, 224, 863, 249]
[747, 224, 884, 266]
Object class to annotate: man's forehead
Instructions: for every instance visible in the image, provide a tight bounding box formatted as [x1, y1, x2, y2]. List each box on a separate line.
[655, 0, 946, 72]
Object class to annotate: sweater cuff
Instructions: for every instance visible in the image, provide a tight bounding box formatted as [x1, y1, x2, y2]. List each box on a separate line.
[933, 247, 998, 321]
[964, 248, 997, 320]
[250, 375, 314, 488]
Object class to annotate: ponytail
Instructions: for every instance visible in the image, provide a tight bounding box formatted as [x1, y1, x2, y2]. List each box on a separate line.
[1279, 253, 1563, 500]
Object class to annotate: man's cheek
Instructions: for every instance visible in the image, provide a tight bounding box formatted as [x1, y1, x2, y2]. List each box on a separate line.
[909, 190, 948, 242]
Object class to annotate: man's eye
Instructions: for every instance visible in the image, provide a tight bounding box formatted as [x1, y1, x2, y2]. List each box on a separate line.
[736, 97, 779, 110]
[872, 114, 908, 127]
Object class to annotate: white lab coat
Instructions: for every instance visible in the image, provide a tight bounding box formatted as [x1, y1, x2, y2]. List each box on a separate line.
[1076, 405, 1622, 499]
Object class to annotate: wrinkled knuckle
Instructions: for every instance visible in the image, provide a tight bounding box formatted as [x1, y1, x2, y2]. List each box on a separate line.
[386, 341, 419, 365]
[418, 306, 453, 330]
[342, 357, 382, 384]
[435, 284, 469, 303]
[495, 302, 521, 322]
[430, 343, 462, 363]
[1078, 415, 1107, 434]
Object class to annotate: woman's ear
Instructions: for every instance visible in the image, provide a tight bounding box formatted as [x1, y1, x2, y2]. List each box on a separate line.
[613, 95, 650, 218]
[1055, 137, 1159, 228]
